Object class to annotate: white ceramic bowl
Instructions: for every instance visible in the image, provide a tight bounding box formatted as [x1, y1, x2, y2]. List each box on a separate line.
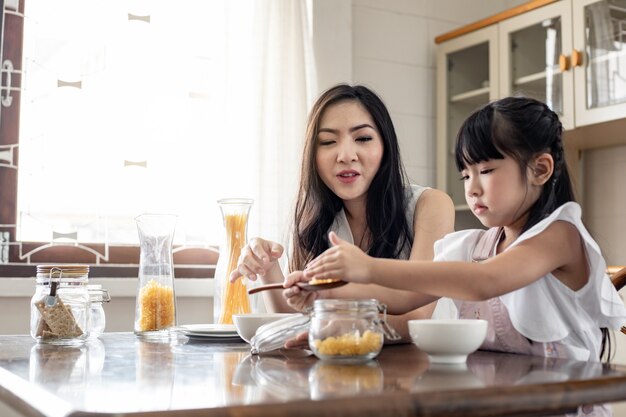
[233, 313, 298, 344]
[408, 319, 488, 364]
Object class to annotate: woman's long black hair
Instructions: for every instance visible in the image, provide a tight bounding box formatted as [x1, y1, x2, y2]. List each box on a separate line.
[454, 96, 613, 361]
[289, 84, 412, 272]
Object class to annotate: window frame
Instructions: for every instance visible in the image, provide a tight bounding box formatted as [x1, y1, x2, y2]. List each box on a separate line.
[0, 1, 217, 279]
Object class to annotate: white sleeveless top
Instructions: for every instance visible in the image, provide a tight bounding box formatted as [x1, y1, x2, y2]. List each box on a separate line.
[432, 202, 626, 362]
[329, 184, 428, 259]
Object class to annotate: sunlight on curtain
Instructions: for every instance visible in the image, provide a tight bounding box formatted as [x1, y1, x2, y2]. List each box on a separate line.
[17, 0, 315, 248]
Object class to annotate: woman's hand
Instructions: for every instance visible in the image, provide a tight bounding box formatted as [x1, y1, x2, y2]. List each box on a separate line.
[283, 270, 319, 311]
[303, 231, 374, 284]
[229, 237, 284, 283]
[284, 331, 310, 350]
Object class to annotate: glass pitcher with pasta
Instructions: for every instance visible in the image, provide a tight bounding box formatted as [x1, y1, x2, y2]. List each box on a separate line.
[214, 198, 254, 324]
[134, 214, 177, 338]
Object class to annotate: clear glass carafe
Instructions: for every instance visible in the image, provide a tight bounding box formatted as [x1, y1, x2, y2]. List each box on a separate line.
[134, 214, 177, 337]
[214, 198, 253, 324]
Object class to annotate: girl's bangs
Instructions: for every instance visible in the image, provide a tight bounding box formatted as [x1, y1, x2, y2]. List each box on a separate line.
[454, 112, 504, 171]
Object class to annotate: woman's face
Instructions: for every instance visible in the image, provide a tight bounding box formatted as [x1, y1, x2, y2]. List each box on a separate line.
[315, 100, 384, 205]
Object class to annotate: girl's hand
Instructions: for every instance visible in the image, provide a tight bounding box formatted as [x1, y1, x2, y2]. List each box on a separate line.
[303, 231, 373, 284]
[283, 270, 319, 311]
[229, 237, 284, 283]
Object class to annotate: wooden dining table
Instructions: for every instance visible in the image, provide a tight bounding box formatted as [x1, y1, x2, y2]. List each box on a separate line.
[1, 332, 626, 417]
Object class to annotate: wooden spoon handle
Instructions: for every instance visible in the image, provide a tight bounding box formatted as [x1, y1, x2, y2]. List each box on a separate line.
[247, 280, 348, 295]
[247, 283, 284, 295]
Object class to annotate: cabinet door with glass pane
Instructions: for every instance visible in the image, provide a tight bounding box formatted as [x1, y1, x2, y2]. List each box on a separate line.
[436, 26, 498, 230]
[499, 0, 575, 130]
[574, 0, 626, 126]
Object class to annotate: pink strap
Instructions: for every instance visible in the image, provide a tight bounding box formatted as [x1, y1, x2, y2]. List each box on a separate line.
[471, 227, 503, 262]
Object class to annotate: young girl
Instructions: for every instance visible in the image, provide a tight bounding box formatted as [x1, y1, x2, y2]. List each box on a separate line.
[230, 84, 455, 342]
[289, 96, 626, 363]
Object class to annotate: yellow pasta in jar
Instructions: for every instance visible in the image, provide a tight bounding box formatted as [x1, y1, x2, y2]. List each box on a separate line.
[139, 279, 175, 331]
[218, 212, 251, 324]
[313, 330, 383, 356]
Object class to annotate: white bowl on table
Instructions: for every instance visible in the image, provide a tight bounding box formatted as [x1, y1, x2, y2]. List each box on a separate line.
[232, 313, 298, 344]
[408, 319, 488, 364]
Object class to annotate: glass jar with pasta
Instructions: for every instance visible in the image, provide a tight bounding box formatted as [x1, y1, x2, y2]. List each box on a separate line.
[214, 198, 254, 324]
[134, 214, 177, 338]
[309, 299, 400, 363]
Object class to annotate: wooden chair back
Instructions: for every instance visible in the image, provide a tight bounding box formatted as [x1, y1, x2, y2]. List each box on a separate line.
[608, 266, 626, 335]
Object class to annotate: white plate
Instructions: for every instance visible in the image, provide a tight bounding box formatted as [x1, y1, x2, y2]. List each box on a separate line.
[179, 324, 238, 337]
[185, 334, 244, 342]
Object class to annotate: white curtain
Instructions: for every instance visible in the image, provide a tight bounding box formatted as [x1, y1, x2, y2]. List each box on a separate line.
[248, 0, 317, 243]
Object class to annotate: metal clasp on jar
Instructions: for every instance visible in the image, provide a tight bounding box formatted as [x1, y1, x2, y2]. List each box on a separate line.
[374, 302, 401, 341]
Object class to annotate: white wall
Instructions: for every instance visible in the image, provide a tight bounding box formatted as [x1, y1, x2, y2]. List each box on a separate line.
[350, 0, 525, 187]
[583, 145, 626, 267]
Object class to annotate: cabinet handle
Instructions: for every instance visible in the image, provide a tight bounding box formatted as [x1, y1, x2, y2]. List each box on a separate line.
[558, 54, 570, 72]
[571, 49, 583, 67]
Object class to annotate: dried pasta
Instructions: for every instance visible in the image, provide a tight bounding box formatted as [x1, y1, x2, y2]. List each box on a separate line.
[139, 279, 175, 331]
[218, 212, 251, 324]
[313, 330, 383, 356]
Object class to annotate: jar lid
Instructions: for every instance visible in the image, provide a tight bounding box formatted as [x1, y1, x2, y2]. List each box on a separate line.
[312, 298, 380, 313]
[88, 285, 111, 302]
[36, 265, 89, 283]
[250, 313, 310, 354]
[37, 265, 90, 275]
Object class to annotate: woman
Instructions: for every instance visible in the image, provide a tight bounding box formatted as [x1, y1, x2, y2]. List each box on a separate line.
[230, 84, 455, 342]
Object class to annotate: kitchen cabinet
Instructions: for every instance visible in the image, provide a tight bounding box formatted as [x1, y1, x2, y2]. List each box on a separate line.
[436, 0, 626, 228]
[435, 26, 498, 229]
[500, 0, 626, 129]
[498, 1, 575, 129]
[573, 0, 626, 126]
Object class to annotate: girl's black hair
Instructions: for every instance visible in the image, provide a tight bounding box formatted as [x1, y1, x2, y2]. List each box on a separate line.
[455, 96, 615, 361]
[454, 96, 575, 233]
[289, 84, 412, 271]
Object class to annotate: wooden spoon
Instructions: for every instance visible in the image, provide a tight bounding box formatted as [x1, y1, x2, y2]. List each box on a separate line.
[248, 279, 347, 295]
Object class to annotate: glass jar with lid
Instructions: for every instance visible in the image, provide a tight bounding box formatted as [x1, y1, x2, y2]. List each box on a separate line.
[87, 284, 110, 339]
[250, 299, 400, 363]
[309, 299, 399, 363]
[30, 265, 90, 345]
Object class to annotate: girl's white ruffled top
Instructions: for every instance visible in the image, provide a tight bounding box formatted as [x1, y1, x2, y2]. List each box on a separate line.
[434, 202, 626, 361]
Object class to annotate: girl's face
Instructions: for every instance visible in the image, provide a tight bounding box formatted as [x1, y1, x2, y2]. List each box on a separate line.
[315, 100, 384, 205]
[461, 156, 541, 229]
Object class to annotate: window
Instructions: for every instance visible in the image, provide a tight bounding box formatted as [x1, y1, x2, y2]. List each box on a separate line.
[0, 0, 315, 277]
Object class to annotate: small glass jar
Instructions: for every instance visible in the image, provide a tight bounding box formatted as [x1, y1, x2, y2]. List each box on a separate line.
[30, 265, 90, 345]
[308, 299, 399, 363]
[88, 284, 110, 339]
